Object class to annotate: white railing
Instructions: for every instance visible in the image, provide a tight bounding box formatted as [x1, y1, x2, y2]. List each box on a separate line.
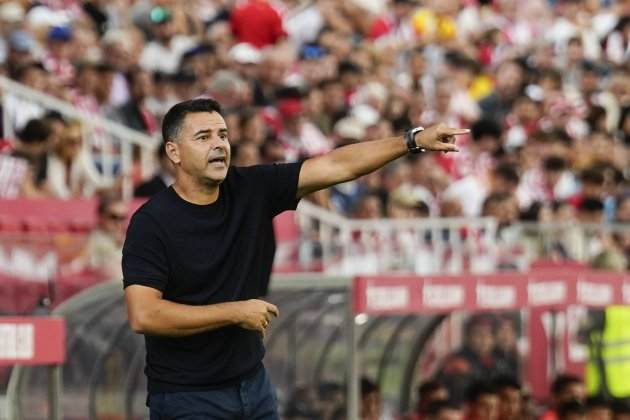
[295, 201, 502, 275]
[511, 221, 630, 265]
[292, 202, 630, 274]
[0, 76, 159, 199]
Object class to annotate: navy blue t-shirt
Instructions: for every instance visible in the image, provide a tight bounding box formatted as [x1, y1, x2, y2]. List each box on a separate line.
[122, 162, 303, 393]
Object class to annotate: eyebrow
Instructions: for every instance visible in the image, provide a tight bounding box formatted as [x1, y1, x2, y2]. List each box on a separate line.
[193, 128, 228, 137]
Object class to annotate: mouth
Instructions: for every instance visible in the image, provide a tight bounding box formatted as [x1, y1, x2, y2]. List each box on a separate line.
[208, 156, 227, 166]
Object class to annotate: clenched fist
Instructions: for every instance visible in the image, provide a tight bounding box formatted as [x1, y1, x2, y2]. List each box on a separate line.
[237, 299, 279, 337]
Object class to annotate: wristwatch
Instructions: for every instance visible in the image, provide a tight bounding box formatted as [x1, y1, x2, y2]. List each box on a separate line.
[405, 126, 426, 154]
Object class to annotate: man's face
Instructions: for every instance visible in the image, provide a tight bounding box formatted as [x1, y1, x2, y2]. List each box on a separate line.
[495, 62, 523, 98]
[474, 394, 501, 420]
[500, 388, 522, 420]
[433, 408, 464, 420]
[468, 324, 494, 357]
[101, 201, 127, 245]
[559, 383, 586, 404]
[167, 112, 231, 187]
[587, 408, 613, 420]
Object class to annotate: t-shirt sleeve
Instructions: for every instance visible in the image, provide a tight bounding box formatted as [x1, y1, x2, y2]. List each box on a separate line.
[249, 161, 304, 217]
[122, 211, 169, 291]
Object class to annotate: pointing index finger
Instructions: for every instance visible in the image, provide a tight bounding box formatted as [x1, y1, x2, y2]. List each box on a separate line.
[444, 128, 470, 136]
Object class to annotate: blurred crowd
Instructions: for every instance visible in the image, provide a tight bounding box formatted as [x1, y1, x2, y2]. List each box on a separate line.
[0, 0, 628, 263]
[283, 314, 630, 420]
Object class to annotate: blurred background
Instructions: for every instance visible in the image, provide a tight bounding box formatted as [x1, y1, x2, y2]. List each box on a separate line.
[0, 0, 628, 418]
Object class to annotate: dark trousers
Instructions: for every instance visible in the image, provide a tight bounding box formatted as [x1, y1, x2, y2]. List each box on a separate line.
[148, 367, 279, 420]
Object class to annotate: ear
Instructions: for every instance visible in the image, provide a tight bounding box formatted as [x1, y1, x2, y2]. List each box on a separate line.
[165, 141, 180, 165]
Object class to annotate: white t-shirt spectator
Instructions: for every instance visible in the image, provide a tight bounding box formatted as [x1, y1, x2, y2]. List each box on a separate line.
[46, 150, 109, 198]
[139, 36, 197, 74]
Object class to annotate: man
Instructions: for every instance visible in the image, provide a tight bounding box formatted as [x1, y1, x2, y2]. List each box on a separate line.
[558, 401, 587, 420]
[361, 377, 381, 420]
[467, 382, 501, 420]
[85, 195, 127, 279]
[495, 377, 523, 420]
[540, 375, 587, 420]
[122, 98, 466, 419]
[425, 400, 464, 420]
[438, 315, 507, 404]
[134, 144, 175, 198]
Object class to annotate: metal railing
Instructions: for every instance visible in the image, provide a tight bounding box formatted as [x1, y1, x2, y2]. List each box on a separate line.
[0, 76, 159, 199]
[296, 201, 501, 274]
[294, 203, 630, 274]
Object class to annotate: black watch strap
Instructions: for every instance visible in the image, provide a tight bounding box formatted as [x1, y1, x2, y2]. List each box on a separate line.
[405, 127, 426, 154]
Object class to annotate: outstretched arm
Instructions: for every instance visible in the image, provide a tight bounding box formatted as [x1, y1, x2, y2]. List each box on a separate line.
[297, 124, 468, 198]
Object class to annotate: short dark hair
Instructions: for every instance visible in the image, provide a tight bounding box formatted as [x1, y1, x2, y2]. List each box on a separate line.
[543, 156, 567, 172]
[552, 374, 582, 396]
[612, 399, 630, 416]
[494, 163, 520, 185]
[426, 400, 462, 416]
[558, 400, 586, 420]
[494, 376, 522, 392]
[418, 380, 446, 398]
[18, 118, 51, 144]
[471, 119, 502, 142]
[579, 198, 604, 213]
[586, 396, 610, 411]
[467, 381, 498, 403]
[162, 99, 223, 143]
[580, 167, 605, 185]
[361, 377, 379, 397]
[361, 376, 378, 397]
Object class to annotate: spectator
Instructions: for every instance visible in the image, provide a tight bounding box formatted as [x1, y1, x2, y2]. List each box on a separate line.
[139, 6, 197, 74]
[479, 61, 525, 125]
[111, 67, 157, 136]
[495, 377, 523, 420]
[83, 195, 127, 280]
[586, 397, 613, 420]
[230, 0, 286, 49]
[558, 401, 587, 420]
[42, 25, 75, 86]
[5, 118, 51, 197]
[494, 316, 520, 380]
[406, 380, 449, 420]
[134, 143, 174, 198]
[612, 400, 630, 420]
[425, 400, 464, 420]
[540, 374, 587, 420]
[467, 382, 501, 420]
[438, 315, 509, 404]
[46, 120, 108, 198]
[361, 377, 381, 420]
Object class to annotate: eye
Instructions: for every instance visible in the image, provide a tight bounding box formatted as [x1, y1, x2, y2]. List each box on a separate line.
[220, 133, 228, 141]
[198, 135, 209, 141]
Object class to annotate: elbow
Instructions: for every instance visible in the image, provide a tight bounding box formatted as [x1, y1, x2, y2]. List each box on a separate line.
[128, 309, 150, 334]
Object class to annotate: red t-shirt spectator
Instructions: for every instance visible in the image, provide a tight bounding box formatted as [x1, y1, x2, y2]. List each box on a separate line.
[230, 0, 286, 48]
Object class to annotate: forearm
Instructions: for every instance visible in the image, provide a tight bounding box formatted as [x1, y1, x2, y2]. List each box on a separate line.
[329, 135, 407, 180]
[298, 136, 406, 197]
[131, 299, 240, 337]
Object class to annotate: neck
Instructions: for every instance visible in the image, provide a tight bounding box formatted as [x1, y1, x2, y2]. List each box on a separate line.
[172, 175, 220, 205]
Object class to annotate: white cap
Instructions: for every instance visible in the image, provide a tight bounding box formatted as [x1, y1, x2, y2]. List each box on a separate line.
[349, 0, 386, 15]
[351, 104, 380, 127]
[333, 117, 366, 141]
[229, 43, 262, 64]
[26, 5, 71, 27]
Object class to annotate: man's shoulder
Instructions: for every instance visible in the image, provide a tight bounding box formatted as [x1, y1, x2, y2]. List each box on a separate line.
[131, 187, 174, 220]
